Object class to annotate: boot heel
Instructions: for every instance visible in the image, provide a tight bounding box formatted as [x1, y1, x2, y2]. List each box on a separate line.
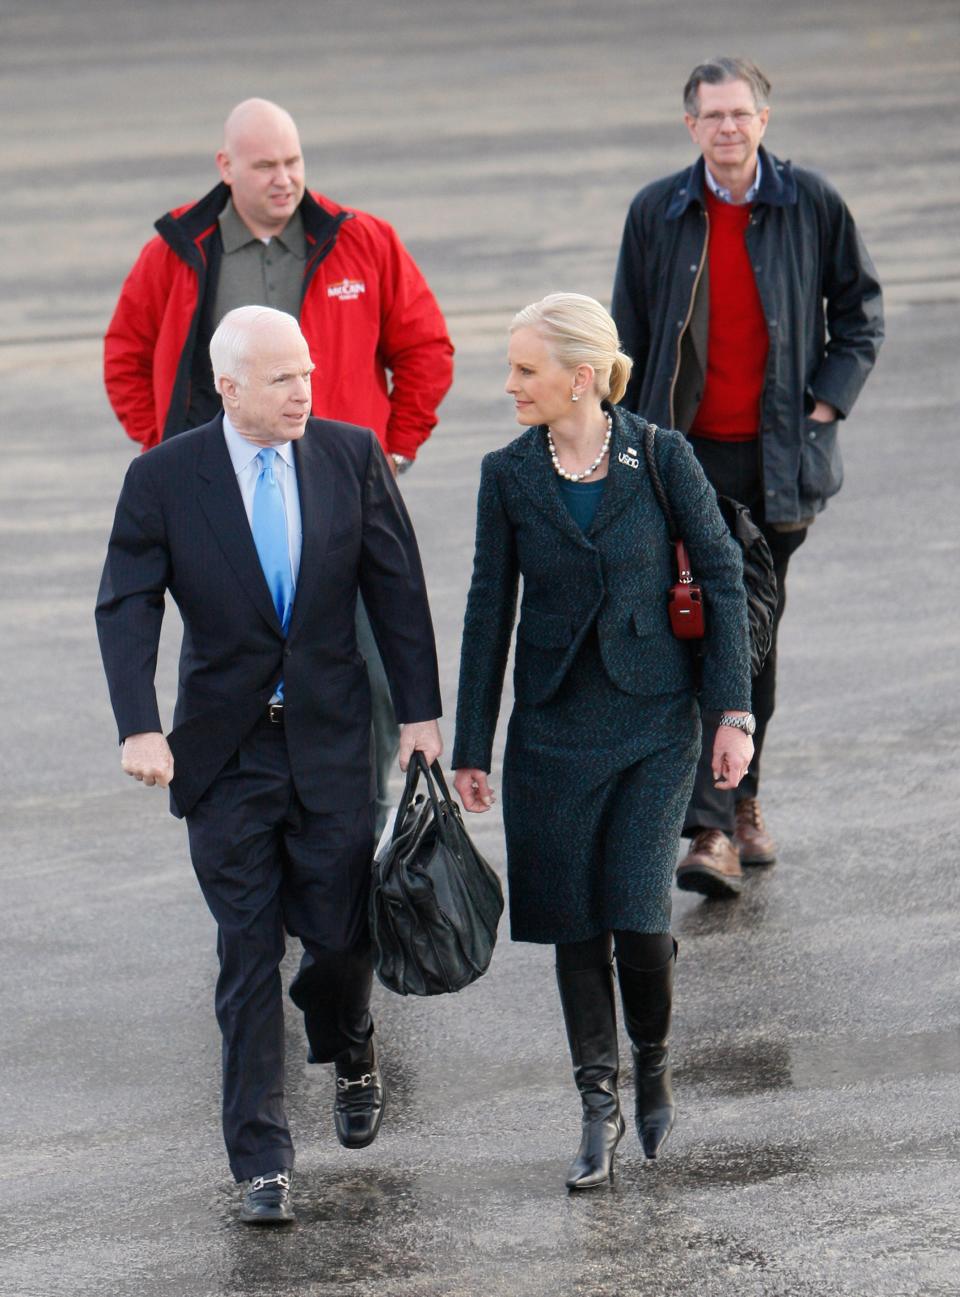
[634, 1044, 674, 1159]
[617, 945, 677, 1161]
[565, 1111, 626, 1189]
[556, 962, 623, 1191]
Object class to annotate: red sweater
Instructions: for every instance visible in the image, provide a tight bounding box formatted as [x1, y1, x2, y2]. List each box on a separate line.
[691, 190, 769, 441]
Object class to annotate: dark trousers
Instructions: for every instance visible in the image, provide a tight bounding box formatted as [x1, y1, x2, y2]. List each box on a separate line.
[186, 717, 376, 1182]
[356, 597, 400, 839]
[683, 437, 808, 835]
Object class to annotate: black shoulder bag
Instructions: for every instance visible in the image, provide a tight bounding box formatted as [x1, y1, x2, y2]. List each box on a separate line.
[369, 754, 504, 996]
[643, 423, 778, 678]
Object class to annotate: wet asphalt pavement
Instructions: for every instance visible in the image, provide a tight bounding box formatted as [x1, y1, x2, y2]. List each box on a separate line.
[2, 1, 959, 1294]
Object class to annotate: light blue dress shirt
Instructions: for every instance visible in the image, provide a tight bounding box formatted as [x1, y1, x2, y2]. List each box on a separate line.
[705, 155, 762, 206]
[222, 413, 303, 585]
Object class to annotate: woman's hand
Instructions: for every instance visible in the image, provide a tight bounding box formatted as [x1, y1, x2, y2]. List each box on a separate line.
[454, 768, 496, 813]
[711, 726, 754, 791]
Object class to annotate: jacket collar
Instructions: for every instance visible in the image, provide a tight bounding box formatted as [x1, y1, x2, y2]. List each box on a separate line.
[586, 406, 651, 537]
[509, 422, 592, 549]
[155, 183, 352, 267]
[508, 405, 650, 546]
[286, 423, 336, 640]
[195, 413, 284, 634]
[665, 146, 796, 219]
[194, 414, 340, 640]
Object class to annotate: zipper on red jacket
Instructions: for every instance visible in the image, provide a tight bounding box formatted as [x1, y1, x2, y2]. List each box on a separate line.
[301, 212, 353, 300]
[163, 225, 217, 439]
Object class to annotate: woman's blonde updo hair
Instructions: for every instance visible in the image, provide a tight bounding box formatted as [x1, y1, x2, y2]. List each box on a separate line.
[510, 292, 633, 405]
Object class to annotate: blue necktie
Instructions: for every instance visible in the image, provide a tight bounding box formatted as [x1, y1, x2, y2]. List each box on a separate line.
[252, 451, 295, 695]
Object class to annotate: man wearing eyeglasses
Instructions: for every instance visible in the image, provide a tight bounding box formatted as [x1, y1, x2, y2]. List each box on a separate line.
[611, 57, 883, 897]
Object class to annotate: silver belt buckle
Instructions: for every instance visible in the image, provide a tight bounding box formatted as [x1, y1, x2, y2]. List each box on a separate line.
[267, 703, 284, 724]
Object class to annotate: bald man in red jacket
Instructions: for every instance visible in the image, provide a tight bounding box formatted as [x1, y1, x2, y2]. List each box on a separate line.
[105, 98, 454, 835]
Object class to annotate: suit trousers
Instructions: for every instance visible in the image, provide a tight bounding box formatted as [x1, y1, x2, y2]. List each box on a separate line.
[186, 715, 376, 1182]
[683, 436, 808, 835]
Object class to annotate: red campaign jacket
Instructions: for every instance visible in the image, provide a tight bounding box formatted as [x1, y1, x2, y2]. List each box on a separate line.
[103, 183, 454, 456]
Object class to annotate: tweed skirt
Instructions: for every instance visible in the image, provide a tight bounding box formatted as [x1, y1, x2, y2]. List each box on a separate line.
[501, 631, 700, 943]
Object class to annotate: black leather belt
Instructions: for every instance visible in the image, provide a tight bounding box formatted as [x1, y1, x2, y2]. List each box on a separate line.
[265, 703, 284, 725]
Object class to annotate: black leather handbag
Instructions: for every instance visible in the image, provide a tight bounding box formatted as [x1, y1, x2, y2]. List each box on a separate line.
[369, 754, 504, 996]
[714, 493, 778, 678]
[644, 423, 778, 677]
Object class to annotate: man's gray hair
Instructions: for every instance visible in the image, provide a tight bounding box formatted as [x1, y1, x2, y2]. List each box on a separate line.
[209, 305, 300, 389]
[683, 57, 771, 116]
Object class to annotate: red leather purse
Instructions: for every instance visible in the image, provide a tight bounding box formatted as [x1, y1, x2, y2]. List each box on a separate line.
[667, 538, 706, 639]
[644, 425, 706, 642]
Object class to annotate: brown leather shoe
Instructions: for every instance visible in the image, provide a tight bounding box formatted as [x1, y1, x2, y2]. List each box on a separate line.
[676, 830, 743, 898]
[733, 798, 777, 866]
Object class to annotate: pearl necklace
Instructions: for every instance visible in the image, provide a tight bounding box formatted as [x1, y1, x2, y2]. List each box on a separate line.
[546, 412, 613, 482]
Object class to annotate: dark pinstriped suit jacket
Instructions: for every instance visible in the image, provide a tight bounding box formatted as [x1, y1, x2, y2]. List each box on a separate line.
[96, 413, 441, 817]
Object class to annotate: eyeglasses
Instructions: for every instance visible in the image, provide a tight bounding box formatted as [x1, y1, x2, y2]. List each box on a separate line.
[696, 110, 760, 129]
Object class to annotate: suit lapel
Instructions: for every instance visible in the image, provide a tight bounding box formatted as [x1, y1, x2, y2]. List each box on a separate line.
[586, 406, 647, 538]
[196, 419, 283, 635]
[510, 426, 596, 550]
[287, 423, 335, 640]
[511, 408, 647, 546]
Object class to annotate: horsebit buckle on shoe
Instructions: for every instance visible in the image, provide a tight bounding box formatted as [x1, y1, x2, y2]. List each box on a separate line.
[337, 1073, 374, 1091]
[250, 1172, 290, 1192]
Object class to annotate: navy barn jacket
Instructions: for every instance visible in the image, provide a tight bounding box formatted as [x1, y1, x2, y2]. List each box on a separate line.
[611, 147, 884, 525]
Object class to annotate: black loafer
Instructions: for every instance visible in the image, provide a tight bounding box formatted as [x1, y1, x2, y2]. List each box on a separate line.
[239, 1170, 294, 1225]
[334, 1052, 386, 1149]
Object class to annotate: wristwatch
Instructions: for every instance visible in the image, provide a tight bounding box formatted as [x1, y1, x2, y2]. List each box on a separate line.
[391, 454, 413, 475]
[719, 712, 757, 736]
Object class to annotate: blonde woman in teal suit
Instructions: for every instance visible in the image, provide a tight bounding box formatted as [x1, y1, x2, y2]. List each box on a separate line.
[452, 294, 754, 1190]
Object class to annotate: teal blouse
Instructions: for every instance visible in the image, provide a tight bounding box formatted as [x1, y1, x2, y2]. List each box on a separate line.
[558, 477, 606, 531]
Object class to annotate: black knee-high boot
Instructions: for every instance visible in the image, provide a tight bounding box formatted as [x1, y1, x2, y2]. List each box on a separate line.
[616, 942, 677, 1160]
[556, 962, 625, 1189]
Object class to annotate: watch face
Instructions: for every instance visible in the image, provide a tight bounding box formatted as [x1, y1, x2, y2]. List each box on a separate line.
[722, 713, 756, 735]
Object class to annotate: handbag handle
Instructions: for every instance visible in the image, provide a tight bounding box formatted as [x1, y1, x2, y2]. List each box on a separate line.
[389, 752, 458, 845]
[673, 538, 694, 585]
[390, 755, 427, 842]
[643, 422, 679, 541]
[415, 753, 462, 850]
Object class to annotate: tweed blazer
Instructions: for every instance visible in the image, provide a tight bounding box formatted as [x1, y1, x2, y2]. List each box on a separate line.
[452, 405, 751, 773]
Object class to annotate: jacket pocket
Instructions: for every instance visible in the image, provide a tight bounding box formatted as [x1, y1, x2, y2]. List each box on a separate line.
[516, 606, 574, 649]
[631, 605, 663, 638]
[799, 418, 843, 501]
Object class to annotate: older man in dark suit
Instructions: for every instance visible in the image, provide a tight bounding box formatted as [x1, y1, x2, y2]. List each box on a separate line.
[96, 305, 442, 1224]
